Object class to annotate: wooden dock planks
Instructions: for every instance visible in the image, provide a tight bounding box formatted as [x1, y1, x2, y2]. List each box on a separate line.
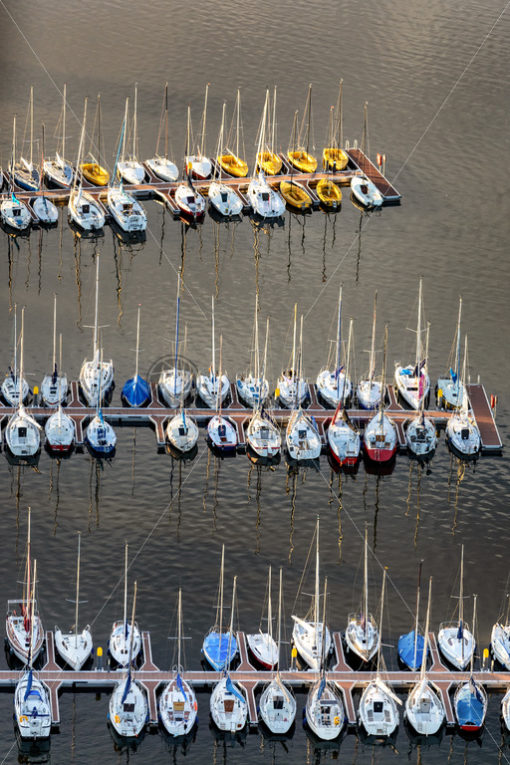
[346, 148, 402, 202]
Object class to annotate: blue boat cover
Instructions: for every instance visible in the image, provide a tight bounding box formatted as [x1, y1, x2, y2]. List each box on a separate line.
[122, 375, 151, 407]
[455, 684, 485, 728]
[226, 675, 245, 704]
[203, 631, 238, 671]
[23, 669, 33, 701]
[398, 630, 426, 670]
[176, 673, 187, 700]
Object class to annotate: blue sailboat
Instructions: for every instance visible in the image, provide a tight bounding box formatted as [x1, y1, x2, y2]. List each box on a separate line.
[398, 561, 426, 670]
[122, 306, 150, 407]
[202, 545, 238, 671]
[454, 594, 487, 733]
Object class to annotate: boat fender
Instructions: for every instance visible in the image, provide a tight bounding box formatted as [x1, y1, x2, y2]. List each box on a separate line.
[194, 701, 198, 711]
[19, 715, 28, 723]
[334, 715, 340, 725]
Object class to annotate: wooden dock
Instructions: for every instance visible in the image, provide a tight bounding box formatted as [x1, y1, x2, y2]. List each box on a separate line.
[0, 630, 507, 731]
[0, 381, 502, 457]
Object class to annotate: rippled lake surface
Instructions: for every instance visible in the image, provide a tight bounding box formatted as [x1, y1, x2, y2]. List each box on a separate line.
[0, 0, 509, 762]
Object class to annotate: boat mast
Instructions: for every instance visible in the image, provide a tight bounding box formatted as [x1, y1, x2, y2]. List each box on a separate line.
[13, 304, 18, 388]
[421, 323, 430, 419]
[253, 294, 260, 382]
[320, 576, 328, 676]
[58, 334, 63, 425]
[375, 567, 387, 677]
[379, 325, 388, 424]
[335, 79, 343, 149]
[74, 532, 82, 648]
[271, 86, 277, 156]
[11, 115, 16, 187]
[217, 544, 225, 642]
[62, 83, 67, 160]
[28, 558, 37, 670]
[291, 303, 297, 378]
[72, 99, 87, 194]
[267, 566, 273, 649]
[135, 305, 141, 381]
[52, 294, 57, 372]
[415, 278, 423, 372]
[93, 254, 100, 358]
[19, 307, 25, 412]
[454, 298, 463, 398]
[368, 291, 377, 382]
[200, 83, 209, 158]
[123, 543, 129, 634]
[177, 587, 182, 672]
[173, 274, 181, 396]
[461, 335, 468, 412]
[335, 286, 342, 383]
[343, 318, 353, 409]
[236, 89, 241, 160]
[133, 83, 138, 160]
[296, 315, 303, 410]
[127, 580, 138, 671]
[276, 567, 283, 681]
[225, 576, 237, 676]
[470, 593, 477, 676]
[25, 508, 32, 621]
[314, 518, 320, 655]
[30, 85, 34, 168]
[121, 98, 129, 163]
[97, 94, 102, 168]
[217, 335, 223, 414]
[363, 526, 369, 640]
[261, 318, 270, 406]
[459, 545, 464, 664]
[217, 102, 226, 181]
[420, 576, 432, 682]
[305, 83, 312, 155]
[413, 560, 423, 672]
[211, 296, 216, 381]
[164, 83, 169, 160]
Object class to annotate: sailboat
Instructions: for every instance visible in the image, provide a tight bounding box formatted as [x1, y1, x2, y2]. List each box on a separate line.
[491, 593, 510, 670]
[357, 292, 382, 409]
[280, 110, 313, 211]
[197, 297, 230, 408]
[437, 297, 465, 409]
[438, 545, 475, 670]
[405, 576, 445, 735]
[55, 533, 93, 670]
[502, 686, 510, 732]
[1, 116, 32, 231]
[395, 278, 430, 410]
[286, 319, 321, 465]
[159, 588, 198, 737]
[6, 510, 44, 664]
[256, 85, 282, 176]
[207, 335, 238, 455]
[217, 89, 248, 177]
[184, 84, 212, 179]
[245, 317, 281, 465]
[117, 84, 146, 184]
[79, 254, 114, 407]
[259, 568, 296, 734]
[166, 397, 199, 458]
[68, 99, 105, 231]
[247, 566, 278, 669]
[453, 594, 487, 732]
[209, 576, 247, 733]
[316, 287, 352, 408]
[2, 305, 30, 406]
[236, 294, 270, 408]
[146, 83, 179, 181]
[363, 325, 398, 463]
[291, 518, 331, 670]
[345, 528, 378, 663]
[305, 578, 345, 740]
[202, 546, 238, 671]
[277, 305, 308, 408]
[84, 383, 117, 457]
[398, 561, 425, 671]
[45, 334, 75, 453]
[350, 175, 383, 208]
[358, 568, 401, 737]
[107, 101, 147, 233]
[41, 296, 68, 407]
[287, 84, 317, 173]
[122, 306, 150, 407]
[109, 544, 142, 667]
[159, 276, 193, 407]
[316, 178, 342, 210]
[32, 124, 59, 225]
[445, 335, 481, 459]
[5, 308, 42, 462]
[406, 323, 438, 461]
[208, 102, 243, 217]
[80, 93, 110, 186]
[14, 86, 40, 192]
[248, 89, 285, 218]
[327, 318, 361, 467]
[108, 581, 148, 739]
[14, 559, 51, 742]
[44, 83, 74, 188]
[174, 106, 206, 220]
[322, 80, 349, 171]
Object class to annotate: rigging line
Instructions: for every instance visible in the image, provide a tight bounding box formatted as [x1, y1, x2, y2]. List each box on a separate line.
[89, 448, 207, 628]
[303, 0, 509, 322]
[0, 741, 16, 765]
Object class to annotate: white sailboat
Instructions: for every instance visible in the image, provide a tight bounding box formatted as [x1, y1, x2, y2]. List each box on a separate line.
[437, 297, 465, 410]
[327, 318, 361, 468]
[32, 123, 59, 225]
[68, 99, 105, 231]
[166, 409, 199, 458]
[1, 116, 32, 231]
[210, 577, 247, 733]
[159, 276, 193, 408]
[2, 305, 30, 407]
[146, 83, 179, 182]
[109, 544, 142, 667]
[358, 569, 401, 737]
[6, 511, 44, 664]
[453, 594, 487, 732]
[286, 315, 321, 464]
[406, 323, 437, 460]
[363, 326, 398, 464]
[237, 294, 270, 408]
[395, 278, 430, 410]
[44, 336, 75, 454]
[79, 255, 114, 407]
[117, 84, 146, 184]
[41, 296, 68, 407]
[305, 578, 345, 741]
[208, 102, 243, 217]
[350, 175, 383, 208]
[357, 292, 382, 409]
[54, 533, 93, 670]
[207, 335, 238, 455]
[316, 287, 351, 408]
[197, 297, 230, 408]
[247, 566, 278, 669]
[502, 685, 510, 732]
[292, 518, 331, 670]
[14, 86, 40, 192]
[405, 577, 445, 735]
[259, 568, 296, 734]
[107, 100, 147, 232]
[202, 545, 238, 671]
[345, 527, 378, 663]
[277, 304, 308, 408]
[184, 84, 212, 180]
[109, 581, 148, 739]
[491, 594, 510, 670]
[445, 335, 481, 459]
[5, 308, 42, 461]
[44, 83, 74, 188]
[248, 90, 285, 219]
[14, 560, 51, 742]
[159, 588, 198, 737]
[438, 545, 475, 670]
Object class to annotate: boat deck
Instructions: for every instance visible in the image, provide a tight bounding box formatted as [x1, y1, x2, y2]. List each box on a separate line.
[0, 382, 502, 456]
[0, 630, 507, 730]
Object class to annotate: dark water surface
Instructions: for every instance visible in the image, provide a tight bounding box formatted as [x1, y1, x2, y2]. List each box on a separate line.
[0, 0, 509, 762]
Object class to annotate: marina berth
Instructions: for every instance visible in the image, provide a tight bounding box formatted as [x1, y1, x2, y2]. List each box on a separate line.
[146, 83, 179, 182]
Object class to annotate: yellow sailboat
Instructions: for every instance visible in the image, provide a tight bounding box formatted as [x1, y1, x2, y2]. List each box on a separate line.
[280, 112, 312, 210]
[256, 87, 282, 176]
[80, 94, 110, 186]
[322, 80, 349, 171]
[217, 90, 248, 178]
[287, 84, 317, 174]
[316, 179, 342, 209]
